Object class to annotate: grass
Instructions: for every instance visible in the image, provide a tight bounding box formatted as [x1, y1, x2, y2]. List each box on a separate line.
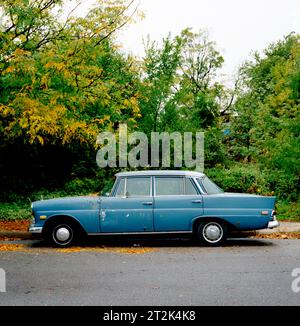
[276, 200, 300, 222]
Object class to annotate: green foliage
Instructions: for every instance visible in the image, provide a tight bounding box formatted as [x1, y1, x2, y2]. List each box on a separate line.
[0, 202, 32, 221]
[0, 0, 141, 147]
[139, 29, 224, 134]
[276, 200, 300, 221]
[206, 164, 271, 195]
[229, 33, 300, 202]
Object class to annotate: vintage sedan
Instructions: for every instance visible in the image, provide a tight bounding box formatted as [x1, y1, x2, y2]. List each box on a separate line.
[29, 170, 279, 247]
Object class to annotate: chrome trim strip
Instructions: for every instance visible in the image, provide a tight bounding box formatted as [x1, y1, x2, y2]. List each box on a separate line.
[88, 231, 193, 236]
[28, 225, 43, 234]
[193, 177, 206, 195]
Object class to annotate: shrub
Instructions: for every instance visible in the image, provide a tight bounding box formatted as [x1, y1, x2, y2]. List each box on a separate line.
[206, 164, 271, 195]
[276, 200, 300, 221]
[0, 203, 32, 221]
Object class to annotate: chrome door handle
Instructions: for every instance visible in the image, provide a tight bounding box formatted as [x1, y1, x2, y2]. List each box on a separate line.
[192, 200, 202, 203]
[142, 202, 153, 206]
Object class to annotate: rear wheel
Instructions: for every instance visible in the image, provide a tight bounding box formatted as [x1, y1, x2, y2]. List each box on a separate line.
[197, 220, 227, 246]
[48, 223, 76, 247]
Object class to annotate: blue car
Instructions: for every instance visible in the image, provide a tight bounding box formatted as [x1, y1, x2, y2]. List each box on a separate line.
[29, 170, 279, 247]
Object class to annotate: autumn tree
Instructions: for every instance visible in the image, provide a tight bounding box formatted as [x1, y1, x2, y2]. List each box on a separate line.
[0, 0, 141, 195]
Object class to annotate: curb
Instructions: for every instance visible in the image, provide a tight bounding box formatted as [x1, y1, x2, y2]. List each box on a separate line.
[0, 231, 35, 240]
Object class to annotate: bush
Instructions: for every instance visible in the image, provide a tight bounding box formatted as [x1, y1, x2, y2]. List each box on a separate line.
[0, 203, 32, 221]
[276, 200, 300, 221]
[64, 178, 101, 195]
[0, 173, 117, 221]
[265, 170, 299, 201]
[206, 164, 271, 195]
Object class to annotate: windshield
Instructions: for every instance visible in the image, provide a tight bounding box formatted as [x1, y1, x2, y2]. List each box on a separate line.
[197, 177, 223, 194]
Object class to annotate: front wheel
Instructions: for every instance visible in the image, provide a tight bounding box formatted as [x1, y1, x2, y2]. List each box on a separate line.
[197, 221, 227, 246]
[48, 223, 76, 247]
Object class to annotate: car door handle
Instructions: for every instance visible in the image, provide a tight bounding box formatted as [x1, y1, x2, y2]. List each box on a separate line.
[142, 202, 153, 206]
[192, 200, 202, 203]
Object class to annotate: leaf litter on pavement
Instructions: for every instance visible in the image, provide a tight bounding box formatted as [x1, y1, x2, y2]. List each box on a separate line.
[0, 242, 156, 254]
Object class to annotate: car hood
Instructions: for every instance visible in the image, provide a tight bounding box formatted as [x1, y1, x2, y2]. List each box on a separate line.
[32, 196, 100, 211]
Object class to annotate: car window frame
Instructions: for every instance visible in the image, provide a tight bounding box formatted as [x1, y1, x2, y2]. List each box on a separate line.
[153, 176, 201, 197]
[195, 177, 223, 195]
[112, 176, 152, 198]
[113, 177, 126, 197]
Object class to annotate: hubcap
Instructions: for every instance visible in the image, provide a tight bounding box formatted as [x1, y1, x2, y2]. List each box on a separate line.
[55, 227, 71, 242]
[203, 222, 223, 243]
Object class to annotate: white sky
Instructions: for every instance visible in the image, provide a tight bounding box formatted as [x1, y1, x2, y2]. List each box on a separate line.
[73, 0, 300, 84]
[117, 0, 300, 84]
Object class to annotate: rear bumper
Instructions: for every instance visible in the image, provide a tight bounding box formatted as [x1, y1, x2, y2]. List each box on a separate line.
[28, 224, 43, 234]
[268, 220, 279, 229]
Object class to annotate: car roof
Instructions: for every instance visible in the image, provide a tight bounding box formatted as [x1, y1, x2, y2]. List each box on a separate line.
[115, 170, 205, 178]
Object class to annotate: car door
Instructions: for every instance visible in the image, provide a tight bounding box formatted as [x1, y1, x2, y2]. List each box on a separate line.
[153, 176, 203, 232]
[100, 176, 154, 233]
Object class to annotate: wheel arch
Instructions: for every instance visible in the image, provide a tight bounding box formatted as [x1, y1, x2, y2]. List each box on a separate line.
[42, 214, 87, 237]
[192, 216, 236, 235]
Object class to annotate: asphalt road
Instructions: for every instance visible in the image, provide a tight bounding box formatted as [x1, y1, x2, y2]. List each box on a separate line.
[0, 238, 300, 306]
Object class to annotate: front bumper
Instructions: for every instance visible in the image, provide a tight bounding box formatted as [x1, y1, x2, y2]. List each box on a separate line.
[268, 220, 280, 229]
[28, 224, 43, 234]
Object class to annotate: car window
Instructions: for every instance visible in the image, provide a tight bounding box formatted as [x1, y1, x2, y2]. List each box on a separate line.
[185, 178, 199, 195]
[155, 177, 184, 196]
[197, 177, 223, 194]
[126, 177, 151, 197]
[115, 178, 125, 197]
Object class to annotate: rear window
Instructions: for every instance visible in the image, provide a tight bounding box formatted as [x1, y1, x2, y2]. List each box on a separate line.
[198, 177, 223, 194]
[155, 177, 199, 196]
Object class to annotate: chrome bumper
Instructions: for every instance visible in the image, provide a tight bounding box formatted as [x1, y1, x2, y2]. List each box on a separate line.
[28, 224, 43, 234]
[268, 220, 280, 229]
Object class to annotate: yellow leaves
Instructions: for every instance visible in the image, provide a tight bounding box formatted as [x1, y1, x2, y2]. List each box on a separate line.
[19, 117, 29, 129]
[0, 243, 156, 254]
[2, 97, 68, 144]
[18, 34, 27, 43]
[252, 233, 300, 240]
[55, 246, 156, 254]
[123, 98, 131, 107]
[93, 115, 111, 125]
[0, 104, 15, 117]
[13, 48, 31, 58]
[0, 244, 26, 252]
[61, 119, 98, 145]
[4, 66, 14, 74]
[45, 61, 65, 71]
[41, 74, 50, 89]
[36, 135, 44, 145]
[123, 96, 141, 118]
